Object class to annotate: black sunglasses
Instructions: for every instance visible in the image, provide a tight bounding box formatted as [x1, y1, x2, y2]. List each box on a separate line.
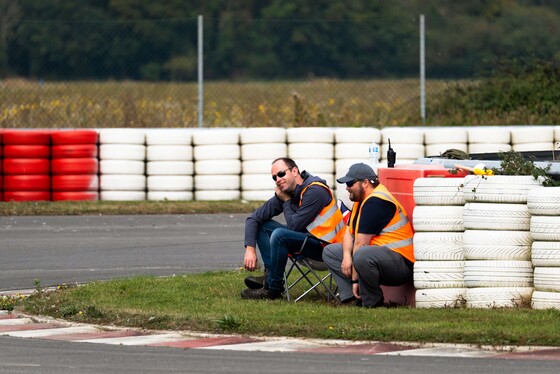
[346, 179, 363, 187]
[272, 168, 292, 181]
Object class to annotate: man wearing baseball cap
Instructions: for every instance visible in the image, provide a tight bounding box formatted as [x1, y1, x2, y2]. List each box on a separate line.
[322, 163, 415, 307]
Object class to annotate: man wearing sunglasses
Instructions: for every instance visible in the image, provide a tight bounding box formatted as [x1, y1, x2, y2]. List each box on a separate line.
[241, 157, 346, 300]
[322, 163, 415, 307]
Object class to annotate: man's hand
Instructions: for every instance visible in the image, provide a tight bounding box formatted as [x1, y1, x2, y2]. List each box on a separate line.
[275, 186, 291, 202]
[244, 246, 258, 271]
[352, 283, 361, 300]
[341, 254, 353, 278]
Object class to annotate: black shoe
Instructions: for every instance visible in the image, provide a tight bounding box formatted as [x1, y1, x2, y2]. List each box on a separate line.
[240, 287, 282, 300]
[244, 275, 266, 289]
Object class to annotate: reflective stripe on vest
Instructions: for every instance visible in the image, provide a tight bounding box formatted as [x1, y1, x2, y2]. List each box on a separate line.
[300, 181, 346, 244]
[350, 184, 415, 263]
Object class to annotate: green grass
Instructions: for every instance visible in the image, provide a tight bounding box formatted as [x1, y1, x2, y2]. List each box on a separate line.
[19, 271, 560, 347]
[0, 200, 261, 216]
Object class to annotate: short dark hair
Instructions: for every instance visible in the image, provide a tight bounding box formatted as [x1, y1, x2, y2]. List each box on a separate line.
[272, 157, 298, 171]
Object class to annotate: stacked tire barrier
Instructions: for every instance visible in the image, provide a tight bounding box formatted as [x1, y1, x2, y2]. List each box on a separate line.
[1, 125, 559, 203]
[334, 127, 382, 207]
[193, 129, 241, 201]
[0, 131, 3, 201]
[146, 129, 194, 201]
[412, 177, 466, 308]
[99, 129, 147, 201]
[240, 127, 286, 201]
[51, 130, 99, 201]
[2, 130, 51, 202]
[528, 187, 560, 309]
[461, 175, 542, 308]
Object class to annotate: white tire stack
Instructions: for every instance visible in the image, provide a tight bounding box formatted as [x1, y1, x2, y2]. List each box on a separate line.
[462, 175, 542, 308]
[381, 127, 425, 165]
[240, 128, 286, 201]
[145, 129, 194, 201]
[412, 177, 467, 308]
[334, 127, 382, 208]
[192, 129, 241, 201]
[287, 127, 335, 189]
[99, 129, 147, 201]
[466, 126, 512, 155]
[528, 187, 560, 309]
[424, 127, 468, 158]
[510, 126, 555, 152]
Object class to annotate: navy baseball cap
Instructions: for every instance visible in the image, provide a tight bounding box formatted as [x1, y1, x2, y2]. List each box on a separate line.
[336, 163, 378, 184]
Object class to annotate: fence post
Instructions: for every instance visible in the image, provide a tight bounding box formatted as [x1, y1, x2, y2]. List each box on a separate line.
[419, 14, 426, 124]
[198, 14, 204, 128]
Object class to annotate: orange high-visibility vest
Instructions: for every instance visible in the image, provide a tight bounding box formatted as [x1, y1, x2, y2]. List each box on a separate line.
[349, 184, 415, 263]
[299, 182, 346, 244]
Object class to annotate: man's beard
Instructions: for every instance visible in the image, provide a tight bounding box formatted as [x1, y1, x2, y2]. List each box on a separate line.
[349, 185, 364, 202]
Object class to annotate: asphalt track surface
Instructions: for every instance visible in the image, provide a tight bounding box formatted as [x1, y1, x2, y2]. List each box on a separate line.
[1, 214, 559, 373]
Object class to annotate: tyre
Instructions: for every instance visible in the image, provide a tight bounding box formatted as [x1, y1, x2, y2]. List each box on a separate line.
[3, 158, 50, 175]
[413, 232, 464, 261]
[531, 290, 560, 310]
[334, 143, 370, 160]
[532, 241, 560, 267]
[52, 144, 98, 159]
[194, 159, 241, 175]
[462, 175, 543, 203]
[463, 202, 530, 231]
[242, 160, 274, 174]
[527, 187, 560, 216]
[425, 143, 468, 157]
[146, 161, 193, 176]
[147, 191, 193, 201]
[100, 175, 146, 191]
[381, 143, 425, 160]
[510, 126, 554, 144]
[51, 158, 99, 175]
[52, 175, 99, 192]
[3, 175, 50, 191]
[194, 175, 240, 190]
[424, 127, 468, 145]
[467, 143, 512, 154]
[463, 260, 533, 288]
[3, 145, 50, 158]
[193, 144, 240, 160]
[100, 160, 145, 175]
[415, 288, 467, 308]
[463, 230, 531, 261]
[98, 129, 145, 144]
[145, 129, 192, 145]
[467, 126, 511, 144]
[413, 177, 465, 206]
[412, 205, 464, 232]
[52, 191, 99, 201]
[241, 174, 276, 191]
[194, 190, 240, 201]
[99, 144, 146, 161]
[146, 145, 193, 161]
[100, 190, 146, 201]
[466, 287, 533, 308]
[296, 158, 335, 174]
[288, 143, 334, 159]
[334, 127, 381, 144]
[3, 130, 51, 145]
[533, 267, 560, 292]
[147, 175, 193, 191]
[241, 190, 274, 201]
[413, 261, 465, 289]
[240, 128, 286, 144]
[512, 142, 554, 152]
[241, 143, 287, 161]
[530, 216, 560, 241]
[51, 130, 98, 145]
[3, 191, 51, 201]
[381, 127, 424, 144]
[192, 128, 240, 145]
[287, 127, 334, 143]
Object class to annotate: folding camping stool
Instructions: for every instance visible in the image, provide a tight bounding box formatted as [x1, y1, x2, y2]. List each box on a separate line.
[283, 236, 339, 303]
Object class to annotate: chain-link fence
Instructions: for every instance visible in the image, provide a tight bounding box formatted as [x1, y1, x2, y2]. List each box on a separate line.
[1, 12, 560, 129]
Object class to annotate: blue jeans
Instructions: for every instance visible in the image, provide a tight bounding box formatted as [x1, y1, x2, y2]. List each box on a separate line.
[256, 220, 324, 293]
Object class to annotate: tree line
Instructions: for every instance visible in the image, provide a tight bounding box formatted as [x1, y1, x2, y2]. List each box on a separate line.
[1, 0, 560, 81]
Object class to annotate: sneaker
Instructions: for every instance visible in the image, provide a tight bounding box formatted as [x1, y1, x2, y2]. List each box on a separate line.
[244, 275, 265, 289]
[240, 287, 282, 300]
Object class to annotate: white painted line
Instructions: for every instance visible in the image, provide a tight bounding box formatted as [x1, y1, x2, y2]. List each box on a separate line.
[384, 346, 499, 358]
[77, 333, 185, 346]
[202, 338, 327, 352]
[3, 325, 100, 338]
[0, 318, 34, 326]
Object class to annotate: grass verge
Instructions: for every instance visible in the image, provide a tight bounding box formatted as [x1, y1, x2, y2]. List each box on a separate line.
[19, 271, 560, 347]
[0, 200, 261, 216]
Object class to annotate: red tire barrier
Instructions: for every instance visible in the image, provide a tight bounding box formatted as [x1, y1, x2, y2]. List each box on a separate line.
[52, 191, 99, 201]
[3, 158, 50, 174]
[52, 175, 99, 192]
[3, 175, 50, 191]
[51, 130, 98, 145]
[3, 145, 50, 158]
[3, 130, 51, 145]
[51, 158, 99, 175]
[52, 144, 98, 159]
[3, 191, 51, 202]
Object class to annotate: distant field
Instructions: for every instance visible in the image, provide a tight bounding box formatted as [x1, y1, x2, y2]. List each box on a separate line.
[0, 78, 456, 129]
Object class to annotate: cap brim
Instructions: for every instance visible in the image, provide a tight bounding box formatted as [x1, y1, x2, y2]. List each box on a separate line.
[336, 176, 354, 184]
